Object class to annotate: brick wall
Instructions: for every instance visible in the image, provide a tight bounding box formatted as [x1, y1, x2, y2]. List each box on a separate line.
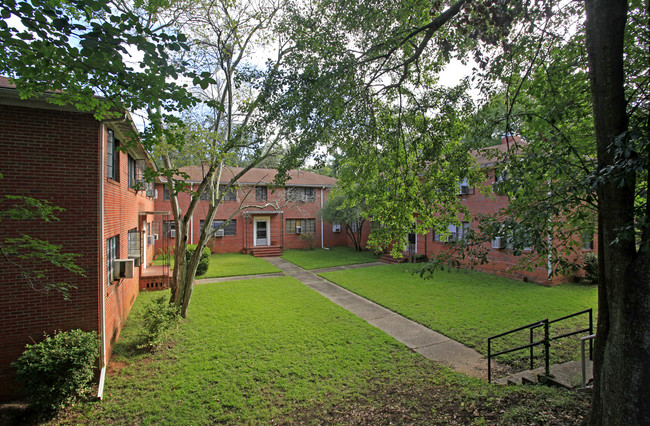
[102, 124, 155, 359]
[0, 104, 102, 400]
[153, 183, 343, 254]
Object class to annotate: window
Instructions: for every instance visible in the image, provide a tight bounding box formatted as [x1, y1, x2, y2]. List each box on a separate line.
[256, 186, 267, 201]
[493, 170, 509, 194]
[200, 219, 237, 236]
[457, 222, 470, 241]
[199, 187, 211, 201]
[163, 186, 170, 200]
[128, 228, 141, 259]
[164, 220, 176, 238]
[128, 156, 145, 190]
[349, 221, 363, 232]
[582, 232, 594, 250]
[106, 235, 119, 284]
[106, 129, 119, 181]
[458, 178, 471, 195]
[286, 218, 316, 233]
[219, 185, 237, 201]
[286, 187, 316, 202]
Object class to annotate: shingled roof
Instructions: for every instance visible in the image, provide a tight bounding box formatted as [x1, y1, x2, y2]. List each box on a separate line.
[472, 135, 527, 167]
[175, 165, 337, 187]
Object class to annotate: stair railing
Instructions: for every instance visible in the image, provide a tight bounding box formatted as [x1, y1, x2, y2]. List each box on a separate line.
[487, 308, 593, 383]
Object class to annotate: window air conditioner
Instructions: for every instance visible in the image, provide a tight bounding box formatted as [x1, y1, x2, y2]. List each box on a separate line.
[459, 185, 470, 195]
[146, 187, 156, 198]
[215, 229, 225, 237]
[295, 225, 302, 234]
[446, 234, 457, 243]
[152, 234, 159, 240]
[492, 237, 505, 249]
[332, 224, 341, 233]
[115, 259, 135, 279]
[170, 229, 176, 238]
[147, 235, 156, 245]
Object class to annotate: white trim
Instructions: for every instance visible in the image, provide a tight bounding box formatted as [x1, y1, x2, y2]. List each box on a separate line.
[253, 216, 270, 247]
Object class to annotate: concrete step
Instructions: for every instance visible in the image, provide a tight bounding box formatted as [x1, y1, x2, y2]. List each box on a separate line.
[495, 360, 593, 389]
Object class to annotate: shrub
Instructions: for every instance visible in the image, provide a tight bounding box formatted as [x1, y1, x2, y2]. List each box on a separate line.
[581, 252, 598, 284]
[300, 232, 315, 250]
[186, 244, 211, 276]
[12, 329, 99, 412]
[138, 296, 181, 349]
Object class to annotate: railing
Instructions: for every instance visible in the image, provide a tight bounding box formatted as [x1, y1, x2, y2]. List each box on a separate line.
[487, 308, 593, 383]
[581, 334, 596, 388]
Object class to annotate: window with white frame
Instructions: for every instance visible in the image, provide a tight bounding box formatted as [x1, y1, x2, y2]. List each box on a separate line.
[128, 228, 141, 259]
[106, 235, 119, 284]
[256, 186, 267, 201]
[219, 185, 237, 201]
[286, 218, 316, 233]
[164, 220, 176, 238]
[200, 219, 237, 236]
[458, 178, 470, 195]
[106, 129, 119, 181]
[163, 186, 170, 200]
[128, 156, 145, 190]
[286, 187, 316, 202]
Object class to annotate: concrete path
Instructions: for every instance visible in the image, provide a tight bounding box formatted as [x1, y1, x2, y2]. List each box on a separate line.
[262, 257, 490, 379]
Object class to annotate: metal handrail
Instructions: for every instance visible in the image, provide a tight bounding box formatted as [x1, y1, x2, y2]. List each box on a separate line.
[487, 308, 593, 383]
[581, 334, 596, 388]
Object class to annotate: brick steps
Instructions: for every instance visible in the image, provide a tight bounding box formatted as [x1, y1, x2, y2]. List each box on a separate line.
[250, 246, 282, 257]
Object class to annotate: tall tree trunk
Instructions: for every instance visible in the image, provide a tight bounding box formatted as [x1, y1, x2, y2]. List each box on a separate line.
[585, 0, 650, 423]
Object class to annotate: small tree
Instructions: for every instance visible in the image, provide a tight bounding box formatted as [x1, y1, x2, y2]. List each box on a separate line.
[320, 190, 366, 251]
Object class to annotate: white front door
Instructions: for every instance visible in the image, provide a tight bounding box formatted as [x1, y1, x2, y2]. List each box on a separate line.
[254, 217, 270, 246]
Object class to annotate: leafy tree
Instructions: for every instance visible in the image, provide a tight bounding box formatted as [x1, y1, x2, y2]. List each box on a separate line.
[0, 191, 85, 300]
[285, 0, 649, 422]
[320, 190, 366, 251]
[153, 0, 314, 316]
[0, 0, 200, 121]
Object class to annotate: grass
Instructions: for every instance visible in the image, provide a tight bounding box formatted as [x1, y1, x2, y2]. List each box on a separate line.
[152, 253, 280, 278]
[320, 264, 598, 371]
[53, 278, 588, 424]
[281, 246, 379, 269]
[202, 253, 281, 278]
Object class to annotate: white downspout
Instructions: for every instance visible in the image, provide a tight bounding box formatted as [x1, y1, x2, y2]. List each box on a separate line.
[97, 123, 107, 400]
[320, 186, 329, 250]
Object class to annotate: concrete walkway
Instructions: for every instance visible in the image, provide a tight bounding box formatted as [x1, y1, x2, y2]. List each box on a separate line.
[262, 257, 490, 379]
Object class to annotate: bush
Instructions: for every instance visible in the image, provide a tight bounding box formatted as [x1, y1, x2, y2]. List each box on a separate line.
[581, 252, 598, 284]
[138, 296, 181, 349]
[12, 329, 99, 412]
[300, 232, 315, 250]
[186, 244, 211, 276]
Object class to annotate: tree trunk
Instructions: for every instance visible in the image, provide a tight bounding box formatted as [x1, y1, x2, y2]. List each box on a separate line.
[585, 0, 650, 423]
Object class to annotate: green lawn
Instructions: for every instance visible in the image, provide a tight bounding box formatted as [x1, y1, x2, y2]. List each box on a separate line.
[56, 279, 588, 424]
[320, 264, 598, 369]
[202, 253, 281, 278]
[281, 246, 379, 269]
[152, 253, 280, 278]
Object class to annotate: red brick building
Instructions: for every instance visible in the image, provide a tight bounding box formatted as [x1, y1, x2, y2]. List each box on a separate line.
[153, 166, 347, 257]
[0, 77, 160, 400]
[396, 136, 596, 284]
